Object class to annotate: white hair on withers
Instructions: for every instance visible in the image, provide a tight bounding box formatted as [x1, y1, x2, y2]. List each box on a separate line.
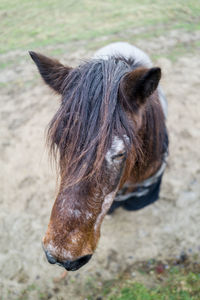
[93, 42, 153, 67]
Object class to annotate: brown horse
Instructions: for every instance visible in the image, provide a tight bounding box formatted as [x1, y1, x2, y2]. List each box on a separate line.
[30, 42, 168, 271]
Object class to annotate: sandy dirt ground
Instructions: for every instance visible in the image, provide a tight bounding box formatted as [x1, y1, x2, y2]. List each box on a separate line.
[0, 31, 200, 299]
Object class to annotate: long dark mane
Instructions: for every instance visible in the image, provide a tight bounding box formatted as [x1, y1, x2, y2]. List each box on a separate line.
[47, 57, 165, 187]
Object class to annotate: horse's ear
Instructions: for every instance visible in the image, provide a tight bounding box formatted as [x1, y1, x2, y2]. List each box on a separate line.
[29, 51, 71, 94]
[120, 67, 161, 107]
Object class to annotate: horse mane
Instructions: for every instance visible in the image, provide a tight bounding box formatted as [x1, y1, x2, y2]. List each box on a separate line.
[47, 56, 166, 187]
[137, 94, 168, 173]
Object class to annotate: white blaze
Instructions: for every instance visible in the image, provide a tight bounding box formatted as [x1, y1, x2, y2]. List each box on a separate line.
[94, 190, 117, 231]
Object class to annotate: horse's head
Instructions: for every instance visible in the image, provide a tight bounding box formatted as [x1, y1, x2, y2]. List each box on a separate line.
[30, 52, 161, 271]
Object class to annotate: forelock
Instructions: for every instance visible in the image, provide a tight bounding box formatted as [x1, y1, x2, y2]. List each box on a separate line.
[47, 57, 141, 187]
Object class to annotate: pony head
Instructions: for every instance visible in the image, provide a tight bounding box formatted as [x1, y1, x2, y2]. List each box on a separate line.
[30, 51, 162, 271]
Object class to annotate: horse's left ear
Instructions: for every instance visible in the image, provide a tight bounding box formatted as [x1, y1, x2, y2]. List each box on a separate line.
[29, 51, 72, 94]
[120, 67, 161, 106]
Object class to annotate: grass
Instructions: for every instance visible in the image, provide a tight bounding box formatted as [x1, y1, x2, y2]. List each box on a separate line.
[85, 257, 200, 300]
[0, 0, 200, 54]
[152, 40, 200, 62]
[107, 281, 198, 300]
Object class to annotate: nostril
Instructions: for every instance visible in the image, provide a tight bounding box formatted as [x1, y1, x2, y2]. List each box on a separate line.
[45, 250, 57, 264]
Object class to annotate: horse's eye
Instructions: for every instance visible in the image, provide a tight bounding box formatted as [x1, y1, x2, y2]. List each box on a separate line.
[112, 152, 126, 161]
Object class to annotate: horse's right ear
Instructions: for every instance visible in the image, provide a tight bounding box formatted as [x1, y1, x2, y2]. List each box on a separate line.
[29, 51, 72, 94]
[120, 67, 161, 110]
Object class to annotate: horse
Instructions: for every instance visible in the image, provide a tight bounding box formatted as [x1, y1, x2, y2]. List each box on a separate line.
[30, 42, 168, 272]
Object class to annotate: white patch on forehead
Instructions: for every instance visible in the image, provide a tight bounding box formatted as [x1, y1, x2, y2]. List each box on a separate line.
[113, 136, 125, 152]
[106, 136, 125, 166]
[94, 190, 117, 231]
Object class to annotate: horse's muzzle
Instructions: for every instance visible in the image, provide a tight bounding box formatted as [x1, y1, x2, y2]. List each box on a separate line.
[45, 250, 92, 271]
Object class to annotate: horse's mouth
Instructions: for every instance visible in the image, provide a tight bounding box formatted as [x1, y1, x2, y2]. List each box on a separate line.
[44, 249, 92, 271]
[56, 254, 92, 271]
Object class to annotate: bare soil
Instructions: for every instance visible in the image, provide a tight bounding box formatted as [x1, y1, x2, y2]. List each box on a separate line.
[0, 31, 200, 299]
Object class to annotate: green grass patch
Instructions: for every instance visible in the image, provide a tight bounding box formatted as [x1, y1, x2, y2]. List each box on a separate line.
[86, 256, 200, 300]
[107, 281, 197, 300]
[0, 0, 200, 53]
